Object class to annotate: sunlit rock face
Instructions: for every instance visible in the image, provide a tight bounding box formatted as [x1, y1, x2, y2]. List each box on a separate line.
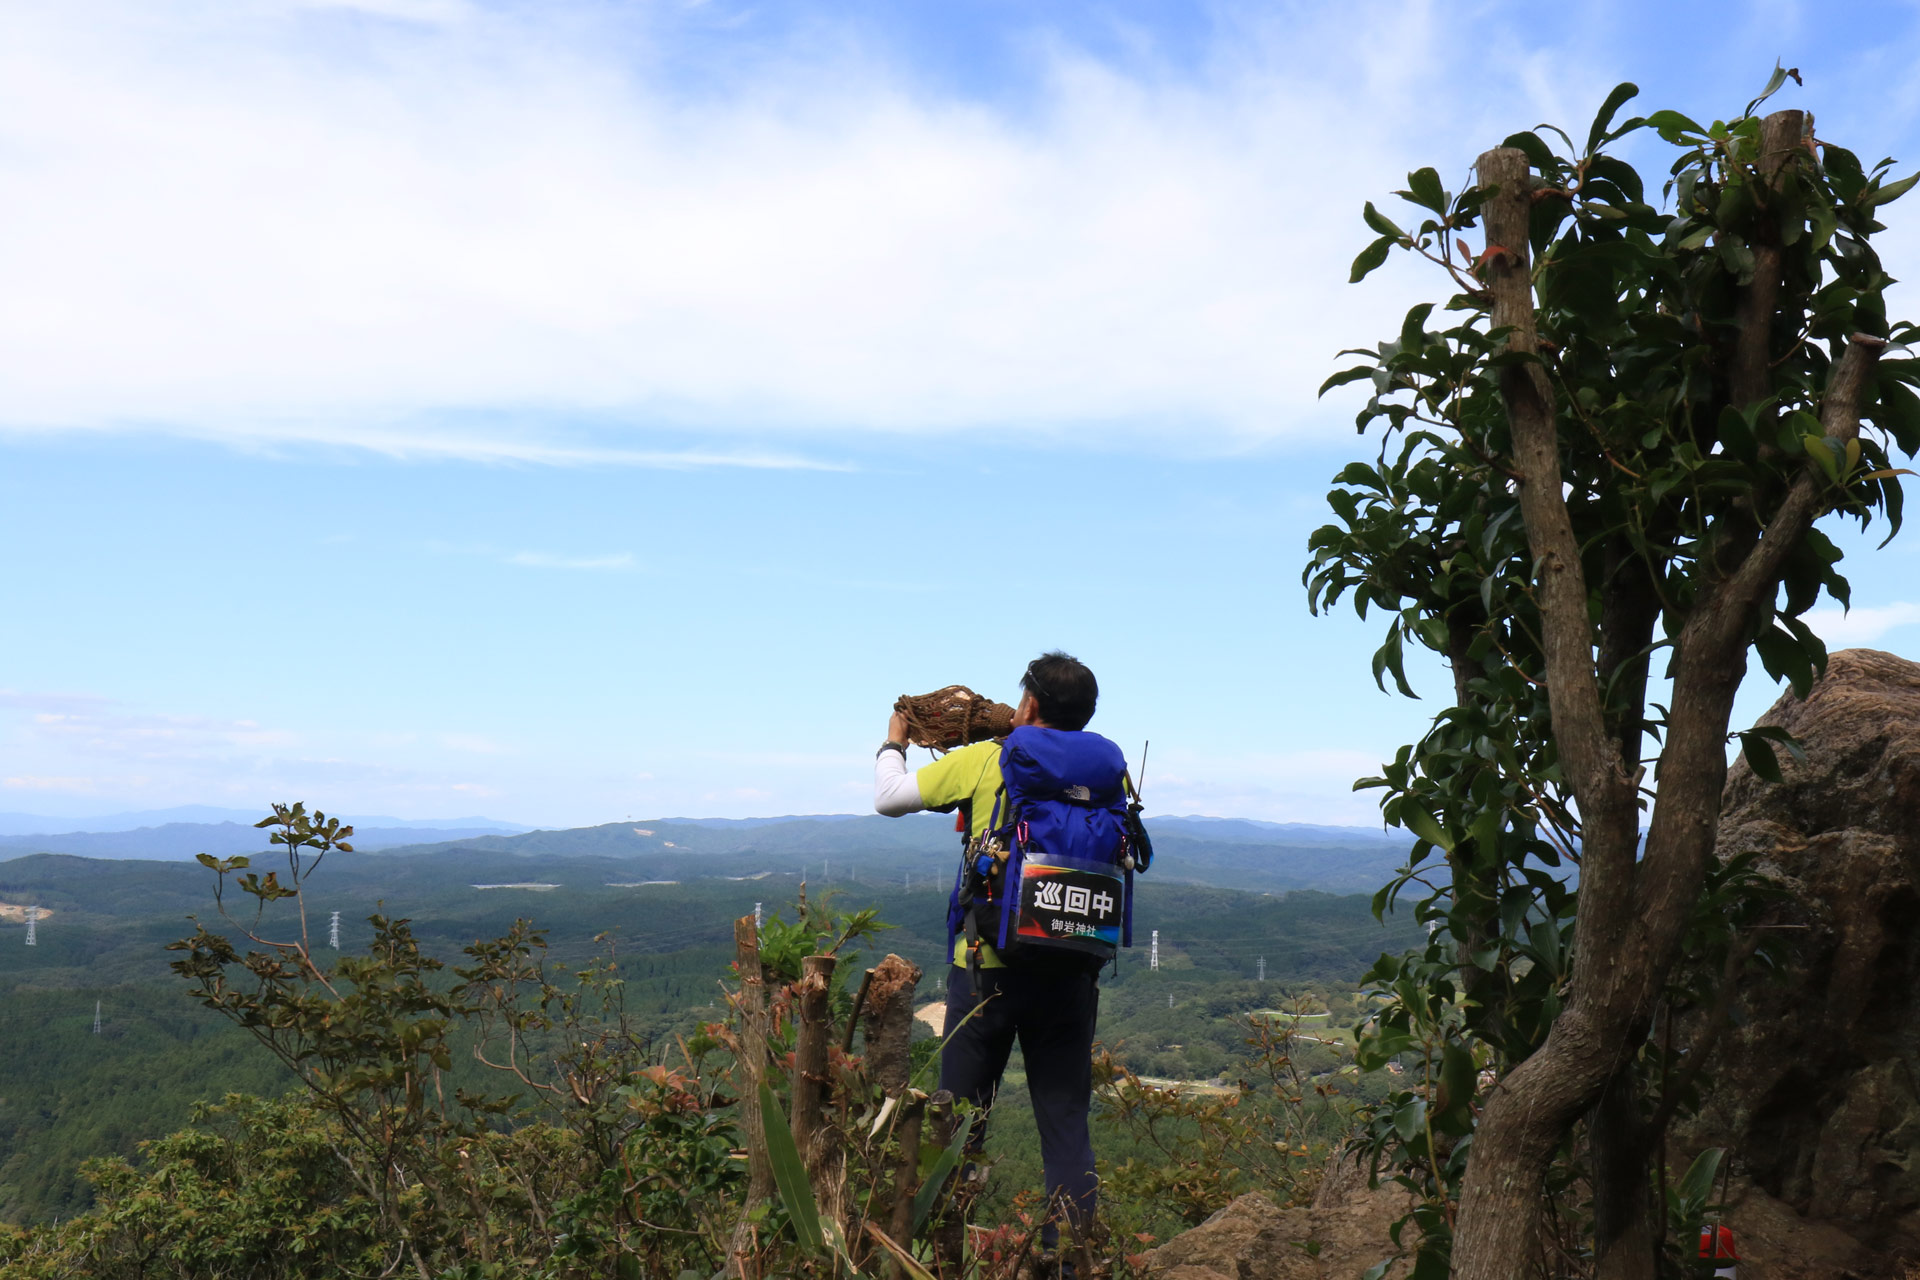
[1138, 1164, 1416, 1280]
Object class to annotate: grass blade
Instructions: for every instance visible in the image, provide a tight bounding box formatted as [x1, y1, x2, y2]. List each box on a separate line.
[865, 1223, 939, 1280]
[910, 1112, 975, 1235]
[760, 1083, 826, 1254]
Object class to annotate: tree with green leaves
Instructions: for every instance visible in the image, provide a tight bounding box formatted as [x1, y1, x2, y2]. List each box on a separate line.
[1308, 71, 1917, 1280]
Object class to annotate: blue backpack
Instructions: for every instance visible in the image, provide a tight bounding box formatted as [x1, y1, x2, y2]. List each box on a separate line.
[946, 726, 1151, 975]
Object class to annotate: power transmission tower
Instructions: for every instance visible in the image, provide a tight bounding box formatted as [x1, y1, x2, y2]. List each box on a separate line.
[93, 1000, 102, 1034]
[1150, 930, 1159, 971]
[754, 902, 763, 930]
[1168, 993, 1174, 1008]
[329, 911, 341, 949]
[1257, 956, 1266, 982]
[24, 906, 36, 947]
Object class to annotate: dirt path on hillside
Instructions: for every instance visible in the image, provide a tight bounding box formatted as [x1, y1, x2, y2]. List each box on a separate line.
[0, 902, 52, 923]
[915, 1000, 944, 1037]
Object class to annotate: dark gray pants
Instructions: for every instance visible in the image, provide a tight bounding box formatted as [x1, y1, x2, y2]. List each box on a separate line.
[939, 962, 1100, 1246]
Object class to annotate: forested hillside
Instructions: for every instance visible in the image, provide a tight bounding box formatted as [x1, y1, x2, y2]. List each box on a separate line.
[0, 839, 1420, 1225]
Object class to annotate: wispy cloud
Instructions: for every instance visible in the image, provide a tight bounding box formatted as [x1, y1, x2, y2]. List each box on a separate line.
[423, 540, 639, 571]
[0, 0, 1604, 458]
[19, 704, 297, 759]
[1148, 746, 1391, 827]
[505, 551, 637, 571]
[439, 733, 509, 755]
[2, 775, 100, 793]
[0, 687, 528, 816]
[233, 424, 856, 471]
[298, 0, 474, 22]
[1802, 601, 1920, 648]
[28, 417, 853, 471]
[0, 689, 116, 715]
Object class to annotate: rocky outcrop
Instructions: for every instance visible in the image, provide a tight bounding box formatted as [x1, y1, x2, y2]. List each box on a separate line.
[1145, 649, 1920, 1279]
[1138, 1193, 1316, 1280]
[1138, 1163, 1413, 1280]
[1684, 647, 1920, 1275]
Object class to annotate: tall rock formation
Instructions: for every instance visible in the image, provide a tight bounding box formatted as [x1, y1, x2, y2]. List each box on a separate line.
[1144, 649, 1920, 1280]
[1687, 646, 1920, 1276]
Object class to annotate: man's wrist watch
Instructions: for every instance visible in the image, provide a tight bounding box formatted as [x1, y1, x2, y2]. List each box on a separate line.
[877, 740, 908, 758]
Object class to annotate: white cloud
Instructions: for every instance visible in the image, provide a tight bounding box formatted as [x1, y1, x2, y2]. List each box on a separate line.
[505, 550, 637, 571]
[18, 702, 299, 759]
[421, 540, 637, 570]
[0, 0, 1579, 459]
[2, 775, 101, 793]
[1802, 601, 1920, 648]
[297, 0, 474, 22]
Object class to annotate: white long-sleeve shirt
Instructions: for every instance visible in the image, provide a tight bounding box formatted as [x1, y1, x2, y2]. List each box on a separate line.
[873, 747, 924, 816]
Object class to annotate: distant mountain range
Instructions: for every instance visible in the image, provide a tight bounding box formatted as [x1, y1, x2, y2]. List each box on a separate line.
[0, 811, 1410, 896]
[0, 806, 529, 839]
[0, 822, 534, 860]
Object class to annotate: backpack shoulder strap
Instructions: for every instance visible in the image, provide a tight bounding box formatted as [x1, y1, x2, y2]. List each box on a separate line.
[985, 781, 1010, 839]
[983, 739, 1016, 837]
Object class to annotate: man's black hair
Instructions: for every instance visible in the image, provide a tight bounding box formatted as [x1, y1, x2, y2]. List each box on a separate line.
[1021, 651, 1098, 731]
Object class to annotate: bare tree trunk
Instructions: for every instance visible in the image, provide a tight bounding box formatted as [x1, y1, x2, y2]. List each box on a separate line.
[1592, 1067, 1656, 1280]
[1452, 142, 1645, 1279]
[852, 954, 922, 1271]
[886, 1096, 927, 1280]
[1730, 111, 1809, 421]
[1590, 552, 1661, 1280]
[792, 954, 847, 1236]
[791, 953, 835, 1142]
[925, 1090, 966, 1276]
[863, 954, 924, 1095]
[729, 916, 773, 1280]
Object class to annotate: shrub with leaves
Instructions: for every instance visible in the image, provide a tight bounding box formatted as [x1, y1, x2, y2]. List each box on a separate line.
[158, 803, 743, 1279]
[1095, 1000, 1346, 1239]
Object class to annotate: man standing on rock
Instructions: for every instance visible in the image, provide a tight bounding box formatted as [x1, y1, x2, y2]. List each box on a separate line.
[875, 651, 1135, 1264]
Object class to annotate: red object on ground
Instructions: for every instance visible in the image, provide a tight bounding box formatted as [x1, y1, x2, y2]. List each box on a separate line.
[1699, 1225, 1740, 1261]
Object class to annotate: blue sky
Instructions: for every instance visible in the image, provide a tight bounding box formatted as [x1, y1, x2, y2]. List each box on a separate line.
[3, 0, 1919, 828]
